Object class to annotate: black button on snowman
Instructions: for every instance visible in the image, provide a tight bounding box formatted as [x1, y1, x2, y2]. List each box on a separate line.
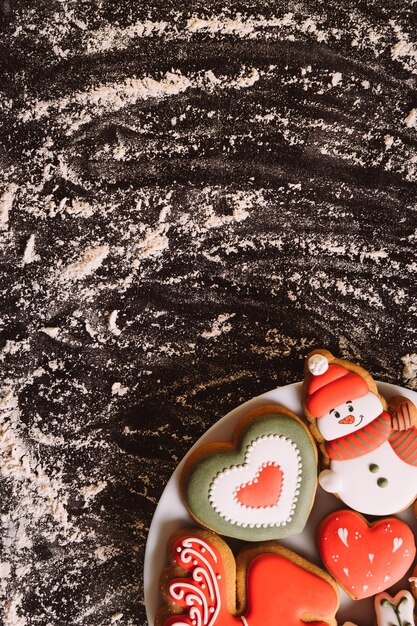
[367, 463, 388, 488]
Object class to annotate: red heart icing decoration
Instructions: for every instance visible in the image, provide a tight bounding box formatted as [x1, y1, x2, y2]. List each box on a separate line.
[318, 510, 416, 599]
[235, 463, 283, 508]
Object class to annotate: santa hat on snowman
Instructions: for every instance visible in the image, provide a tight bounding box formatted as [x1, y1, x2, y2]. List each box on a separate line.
[303, 349, 417, 465]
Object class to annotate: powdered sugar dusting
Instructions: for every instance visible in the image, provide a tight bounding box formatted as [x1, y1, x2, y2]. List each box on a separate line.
[402, 355, 417, 390]
[61, 244, 109, 280]
[0, 184, 18, 229]
[22, 234, 37, 266]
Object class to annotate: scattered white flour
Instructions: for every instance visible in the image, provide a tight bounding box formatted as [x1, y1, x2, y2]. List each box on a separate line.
[389, 23, 417, 74]
[232, 67, 260, 88]
[3, 592, 26, 626]
[23, 72, 192, 126]
[79, 480, 107, 507]
[253, 331, 314, 359]
[175, 370, 253, 407]
[201, 313, 235, 339]
[0, 184, 18, 229]
[0, 387, 85, 626]
[0, 390, 71, 529]
[186, 13, 296, 37]
[132, 223, 169, 266]
[359, 248, 389, 262]
[404, 108, 417, 128]
[0, 562, 11, 578]
[61, 244, 109, 280]
[384, 134, 394, 148]
[1, 340, 31, 361]
[40, 327, 60, 338]
[23, 64, 267, 135]
[94, 545, 120, 562]
[334, 280, 384, 308]
[22, 234, 37, 265]
[108, 310, 122, 336]
[205, 196, 250, 228]
[82, 20, 168, 54]
[66, 199, 95, 217]
[111, 382, 129, 396]
[402, 354, 417, 390]
[331, 71, 343, 86]
[182, 11, 332, 45]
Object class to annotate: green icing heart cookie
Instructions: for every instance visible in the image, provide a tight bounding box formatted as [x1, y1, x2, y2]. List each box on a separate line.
[181, 405, 318, 541]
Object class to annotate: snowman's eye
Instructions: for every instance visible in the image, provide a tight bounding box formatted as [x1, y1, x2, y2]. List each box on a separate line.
[348, 405, 354, 412]
[334, 411, 340, 418]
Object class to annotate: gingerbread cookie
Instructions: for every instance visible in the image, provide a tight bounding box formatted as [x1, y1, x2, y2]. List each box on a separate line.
[303, 349, 417, 515]
[375, 590, 416, 626]
[408, 565, 417, 599]
[342, 591, 416, 626]
[157, 528, 339, 626]
[317, 509, 416, 600]
[180, 404, 318, 541]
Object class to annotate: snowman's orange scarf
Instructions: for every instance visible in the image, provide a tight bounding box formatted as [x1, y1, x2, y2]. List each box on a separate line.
[325, 402, 417, 466]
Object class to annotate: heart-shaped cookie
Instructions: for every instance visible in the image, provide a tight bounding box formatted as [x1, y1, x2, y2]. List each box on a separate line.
[181, 404, 318, 541]
[375, 590, 416, 626]
[317, 510, 416, 599]
[157, 529, 339, 626]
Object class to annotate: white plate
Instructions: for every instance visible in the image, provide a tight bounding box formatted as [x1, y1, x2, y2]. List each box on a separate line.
[144, 381, 417, 626]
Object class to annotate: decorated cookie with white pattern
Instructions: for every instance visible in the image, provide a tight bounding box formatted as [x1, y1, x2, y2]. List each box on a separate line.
[180, 405, 318, 541]
[341, 590, 416, 626]
[157, 528, 339, 626]
[317, 509, 416, 600]
[303, 349, 417, 516]
[375, 590, 416, 626]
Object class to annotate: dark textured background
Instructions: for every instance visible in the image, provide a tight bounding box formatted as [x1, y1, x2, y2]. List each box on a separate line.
[1, 1, 417, 624]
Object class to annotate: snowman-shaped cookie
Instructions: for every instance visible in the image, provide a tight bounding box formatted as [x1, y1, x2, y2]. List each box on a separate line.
[303, 349, 417, 515]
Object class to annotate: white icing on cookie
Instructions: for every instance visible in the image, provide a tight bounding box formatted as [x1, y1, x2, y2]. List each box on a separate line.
[208, 435, 302, 528]
[393, 538, 403, 553]
[321, 442, 417, 515]
[169, 537, 221, 626]
[337, 527, 349, 547]
[319, 469, 343, 493]
[317, 393, 383, 441]
[375, 590, 416, 626]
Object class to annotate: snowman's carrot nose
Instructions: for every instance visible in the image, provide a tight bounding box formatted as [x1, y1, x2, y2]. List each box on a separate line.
[339, 415, 355, 424]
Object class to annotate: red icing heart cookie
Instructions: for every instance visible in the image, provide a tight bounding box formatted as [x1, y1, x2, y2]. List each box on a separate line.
[157, 529, 339, 626]
[317, 510, 416, 600]
[235, 462, 283, 508]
